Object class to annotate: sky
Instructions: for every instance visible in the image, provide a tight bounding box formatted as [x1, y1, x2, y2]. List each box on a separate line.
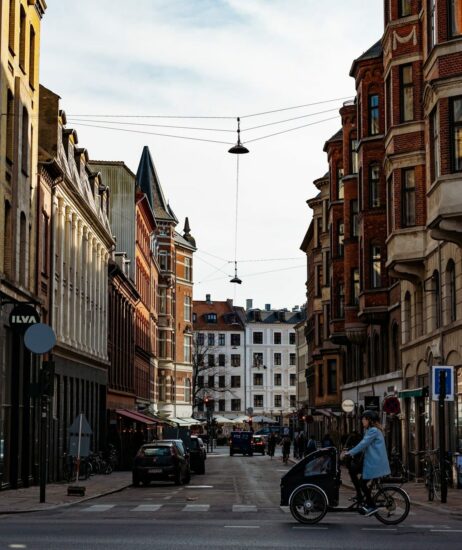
[40, 0, 383, 311]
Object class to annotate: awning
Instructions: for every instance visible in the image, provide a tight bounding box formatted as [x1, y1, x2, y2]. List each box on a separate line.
[213, 415, 235, 424]
[115, 409, 156, 425]
[169, 417, 204, 426]
[398, 387, 428, 399]
[314, 409, 332, 417]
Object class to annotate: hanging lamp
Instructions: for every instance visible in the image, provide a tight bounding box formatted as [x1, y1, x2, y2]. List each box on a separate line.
[230, 261, 242, 284]
[228, 117, 249, 154]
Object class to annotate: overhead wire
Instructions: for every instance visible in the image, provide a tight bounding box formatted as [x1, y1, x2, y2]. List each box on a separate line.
[245, 116, 339, 144]
[195, 263, 306, 284]
[67, 117, 236, 133]
[239, 96, 354, 119]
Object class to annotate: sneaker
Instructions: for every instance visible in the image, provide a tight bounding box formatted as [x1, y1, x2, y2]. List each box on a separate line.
[361, 505, 378, 517]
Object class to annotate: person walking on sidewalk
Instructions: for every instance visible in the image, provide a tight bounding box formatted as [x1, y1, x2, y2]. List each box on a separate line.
[306, 435, 317, 456]
[341, 410, 391, 517]
[282, 435, 291, 464]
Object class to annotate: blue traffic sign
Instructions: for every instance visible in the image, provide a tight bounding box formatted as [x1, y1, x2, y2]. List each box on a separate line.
[432, 366, 454, 401]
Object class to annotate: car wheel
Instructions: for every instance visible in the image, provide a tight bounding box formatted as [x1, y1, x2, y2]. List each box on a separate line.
[197, 464, 205, 475]
[141, 478, 150, 487]
[174, 472, 183, 486]
[184, 472, 191, 485]
[132, 473, 141, 487]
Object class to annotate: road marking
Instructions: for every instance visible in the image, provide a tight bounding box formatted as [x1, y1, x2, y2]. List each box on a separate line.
[232, 505, 257, 512]
[81, 505, 114, 512]
[224, 525, 260, 529]
[431, 530, 462, 533]
[163, 496, 172, 500]
[183, 504, 210, 512]
[131, 504, 162, 512]
[187, 485, 213, 489]
[292, 526, 328, 530]
[8, 546, 27, 549]
[362, 528, 397, 531]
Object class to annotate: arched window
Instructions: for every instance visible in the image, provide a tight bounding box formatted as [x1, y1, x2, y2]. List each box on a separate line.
[403, 291, 411, 344]
[184, 378, 191, 403]
[433, 270, 441, 329]
[392, 322, 400, 371]
[447, 260, 457, 323]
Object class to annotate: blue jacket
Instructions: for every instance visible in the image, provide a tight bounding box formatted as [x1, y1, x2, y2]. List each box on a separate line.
[348, 427, 391, 480]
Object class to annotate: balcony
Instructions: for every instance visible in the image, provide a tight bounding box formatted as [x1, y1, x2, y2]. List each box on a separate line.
[386, 227, 427, 283]
[427, 175, 462, 246]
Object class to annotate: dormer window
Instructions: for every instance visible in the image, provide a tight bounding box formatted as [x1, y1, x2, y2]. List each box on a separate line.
[205, 313, 217, 324]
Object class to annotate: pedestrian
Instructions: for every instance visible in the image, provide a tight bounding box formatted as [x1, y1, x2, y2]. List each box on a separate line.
[341, 410, 391, 516]
[306, 435, 317, 455]
[321, 433, 334, 447]
[293, 432, 299, 458]
[298, 432, 306, 459]
[282, 435, 291, 464]
[268, 432, 276, 459]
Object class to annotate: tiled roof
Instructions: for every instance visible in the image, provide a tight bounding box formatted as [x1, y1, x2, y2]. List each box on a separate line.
[246, 309, 302, 324]
[350, 39, 382, 75]
[193, 300, 245, 331]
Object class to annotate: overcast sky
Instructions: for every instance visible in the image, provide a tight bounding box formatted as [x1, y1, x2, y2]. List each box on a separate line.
[41, 0, 383, 311]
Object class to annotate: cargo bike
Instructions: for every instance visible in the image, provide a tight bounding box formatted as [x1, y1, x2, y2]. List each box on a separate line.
[280, 447, 410, 525]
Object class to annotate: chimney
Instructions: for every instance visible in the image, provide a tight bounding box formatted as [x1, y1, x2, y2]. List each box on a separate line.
[292, 305, 300, 312]
[265, 304, 271, 311]
[206, 294, 212, 304]
[246, 299, 253, 310]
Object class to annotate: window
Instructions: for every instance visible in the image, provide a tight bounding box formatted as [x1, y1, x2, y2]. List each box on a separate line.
[403, 292, 411, 343]
[399, 0, 412, 17]
[350, 269, 359, 306]
[254, 395, 263, 408]
[433, 270, 442, 329]
[196, 332, 204, 346]
[274, 395, 282, 407]
[316, 216, 322, 246]
[431, 107, 440, 179]
[253, 373, 263, 386]
[218, 354, 225, 366]
[184, 378, 191, 402]
[158, 376, 166, 401]
[230, 333, 240, 346]
[387, 175, 394, 232]
[386, 75, 392, 130]
[231, 399, 241, 411]
[218, 333, 225, 346]
[274, 353, 282, 366]
[315, 265, 322, 297]
[337, 283, 345, 318]
[19, 213, 27, 286]
[4, 201, 12, 278]
[370, 164, 380, 207]
[350, 138, 359, 174]
[21, 109, 29, 174]
[290, 395, 296, 408]
[371, 246, 382, 288]
[400, 65, 414, 122]
[231, 376, 241, 388]
[207, 354, 215, 367]
[290, 353, 296, 366]
[8, 0, 16, 52]
[450, 0, 462, 36]
[184, 335, 192, 363]
[351, 199, 359, 237]
[6, 90, 14, 163]
[337, 166, 344, 199]
[402, 168, 416, 227]
[337, 222, 344, 257]
[205, 313, 217, 323]
[451, 97, 462, 172]
[253, 352, 263, 367]
[159, 251, 168, 271]
[253, 331, 263, 344]
[197, 375, 204, 389]
[218, 399, 225, 412]
[274, 373, 281, 386]
[231, 354, 241, 367]
[327, 360, 337, 394]
[184, 295, 192, 322]
[208, 375, 215, 388]
[219, 375, 225, 388]
[368, 94, 380, 135]
[208, 333, 215, 346]
[19, 6, 26, 69]
[290, 373, 296, 386]
[184, 257, 192, 281]
[273, 332, 281, 344]
[429, 0, 437, 49]
[29, 26, 36, 88]
[317, 364, 324, 397]
[41, 212, 49, 274]
[447, 260, 457, 323]
[289, 332, 296, 345]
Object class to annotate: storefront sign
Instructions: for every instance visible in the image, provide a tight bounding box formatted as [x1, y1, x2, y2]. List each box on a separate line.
[9, 304, 40, 334]
[341, 399, 355, 413]
[364, 396, 380, 411]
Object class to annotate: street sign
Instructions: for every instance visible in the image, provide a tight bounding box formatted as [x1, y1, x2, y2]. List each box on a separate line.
[383, 396, 400, 415]
[364, 396, 380, 411]
[68, 414, 92, 458]
[341, 399, 355, 413]
[432, 366, 454, 401]
[9, 303, 40, 334]
[24, 323, 56, 354]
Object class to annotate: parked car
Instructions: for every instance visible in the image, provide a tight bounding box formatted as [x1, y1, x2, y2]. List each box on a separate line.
[132, 442, 190, 486]
[252, 435, 266, 455]
[161, 439, 189, 458]
[189, 436, 206, 474]
[229, 431, 253, 456]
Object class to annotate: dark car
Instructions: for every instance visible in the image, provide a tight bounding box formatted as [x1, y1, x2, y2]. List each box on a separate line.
[189, 436, 206, 474]
[161, 439, 189, 457]
[229, 431, 253, 456]
[251, 435, 266, 455]
[132, 442, 191, 486]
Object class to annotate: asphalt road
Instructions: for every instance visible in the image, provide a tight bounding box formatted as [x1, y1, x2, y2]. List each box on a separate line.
[1, 447, 461, 549]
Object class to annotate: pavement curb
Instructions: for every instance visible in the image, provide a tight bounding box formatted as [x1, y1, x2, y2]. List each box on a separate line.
[0, 481, 132, 515]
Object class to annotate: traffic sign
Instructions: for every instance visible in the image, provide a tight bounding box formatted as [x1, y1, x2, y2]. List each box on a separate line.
[432, 366, 454, 401]
[24, 323, 56, 354]
[9, 303, 40, 334]
[341, 399, 355, 413]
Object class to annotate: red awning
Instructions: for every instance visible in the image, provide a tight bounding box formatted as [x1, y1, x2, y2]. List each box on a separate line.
[115, 409, 156, 425]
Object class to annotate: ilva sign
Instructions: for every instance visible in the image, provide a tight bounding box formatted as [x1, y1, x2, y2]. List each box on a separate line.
[9, 303, 40, 334]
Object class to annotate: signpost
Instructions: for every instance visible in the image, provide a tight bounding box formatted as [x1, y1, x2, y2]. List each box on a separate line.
[432, 366, 452, 504]
[432, 366, 454, 401]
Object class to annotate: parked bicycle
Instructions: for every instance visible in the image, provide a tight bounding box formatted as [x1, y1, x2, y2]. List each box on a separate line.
[62, 453, 91, 482]
[388, 448, 410, 483]
[421, 449, 452, 501]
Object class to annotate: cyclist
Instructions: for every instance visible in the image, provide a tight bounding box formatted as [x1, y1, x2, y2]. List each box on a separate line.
[341, 410, 391, 516]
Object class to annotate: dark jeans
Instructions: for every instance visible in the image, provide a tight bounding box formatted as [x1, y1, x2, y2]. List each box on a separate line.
[348, 468, 374, 507]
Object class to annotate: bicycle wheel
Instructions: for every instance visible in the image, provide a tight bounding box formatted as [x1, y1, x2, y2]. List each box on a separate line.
[289, 485, 327, 524]
[374, 486, 410, 525]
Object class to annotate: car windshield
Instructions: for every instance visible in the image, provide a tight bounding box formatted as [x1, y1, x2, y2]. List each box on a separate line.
[142, 446, 171, 457]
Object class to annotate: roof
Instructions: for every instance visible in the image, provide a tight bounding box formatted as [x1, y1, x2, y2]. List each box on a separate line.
[136, 146, 176, 222]
[193, 300, 245, 331]
[89, 160, 136, 179]
[350, 39, 383, 76]
[246, 308, 302, 324]
[323, 128, 342, 152]
[174, 231, 196, 251]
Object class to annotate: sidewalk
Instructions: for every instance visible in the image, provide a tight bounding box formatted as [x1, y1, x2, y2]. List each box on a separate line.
[0, 472, 132, 514]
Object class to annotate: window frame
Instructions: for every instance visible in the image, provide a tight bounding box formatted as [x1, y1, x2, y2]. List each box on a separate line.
[337, 221, 344, 258]
[274, 373, 282, 386]
[398, 0, 412, 17]
[368, 94, 380, 136]
[369, 164, 381, 208]
[371, 245, 382, 289]
[402, 168, 416, 227]
[399, 64, 414, 123]
[350, 137, 359, 174]
[449, 0, 462, 37]
[352, 268, 360, 306]
[450, 96, 462, 172]
[253, 373, 263, 386]
[252, 331, 263, 344]
[337, 165, 344, 200]
[351, 199, 359, 237]
[273, 331, 282, 345]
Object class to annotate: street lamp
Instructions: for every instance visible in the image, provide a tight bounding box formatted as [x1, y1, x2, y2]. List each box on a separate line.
[228, 117, 249, 155]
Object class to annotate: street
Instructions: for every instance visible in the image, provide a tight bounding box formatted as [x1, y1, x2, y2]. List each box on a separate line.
[1, 447, 461, 550]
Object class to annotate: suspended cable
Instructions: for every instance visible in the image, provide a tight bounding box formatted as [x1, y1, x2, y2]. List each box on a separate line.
[245, 116, 339, 144]
[195, 263, 306, 284]
[196, 261, 231, 284]
[241, 107, 339, 132]
[70, 122, 234, 145]
[67, 117, 235, 133]
[234, 155, 240, 264]
[236, 257, 302, 263]
[240, 96, 354, 119]
[196, 249, 230, 263]
[195, 255, 230, 276]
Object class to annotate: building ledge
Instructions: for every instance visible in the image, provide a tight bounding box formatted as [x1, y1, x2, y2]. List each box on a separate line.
[341, 370, 402, 391]
[427, 174, 462, 246]
[386, 226, 427, 282]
